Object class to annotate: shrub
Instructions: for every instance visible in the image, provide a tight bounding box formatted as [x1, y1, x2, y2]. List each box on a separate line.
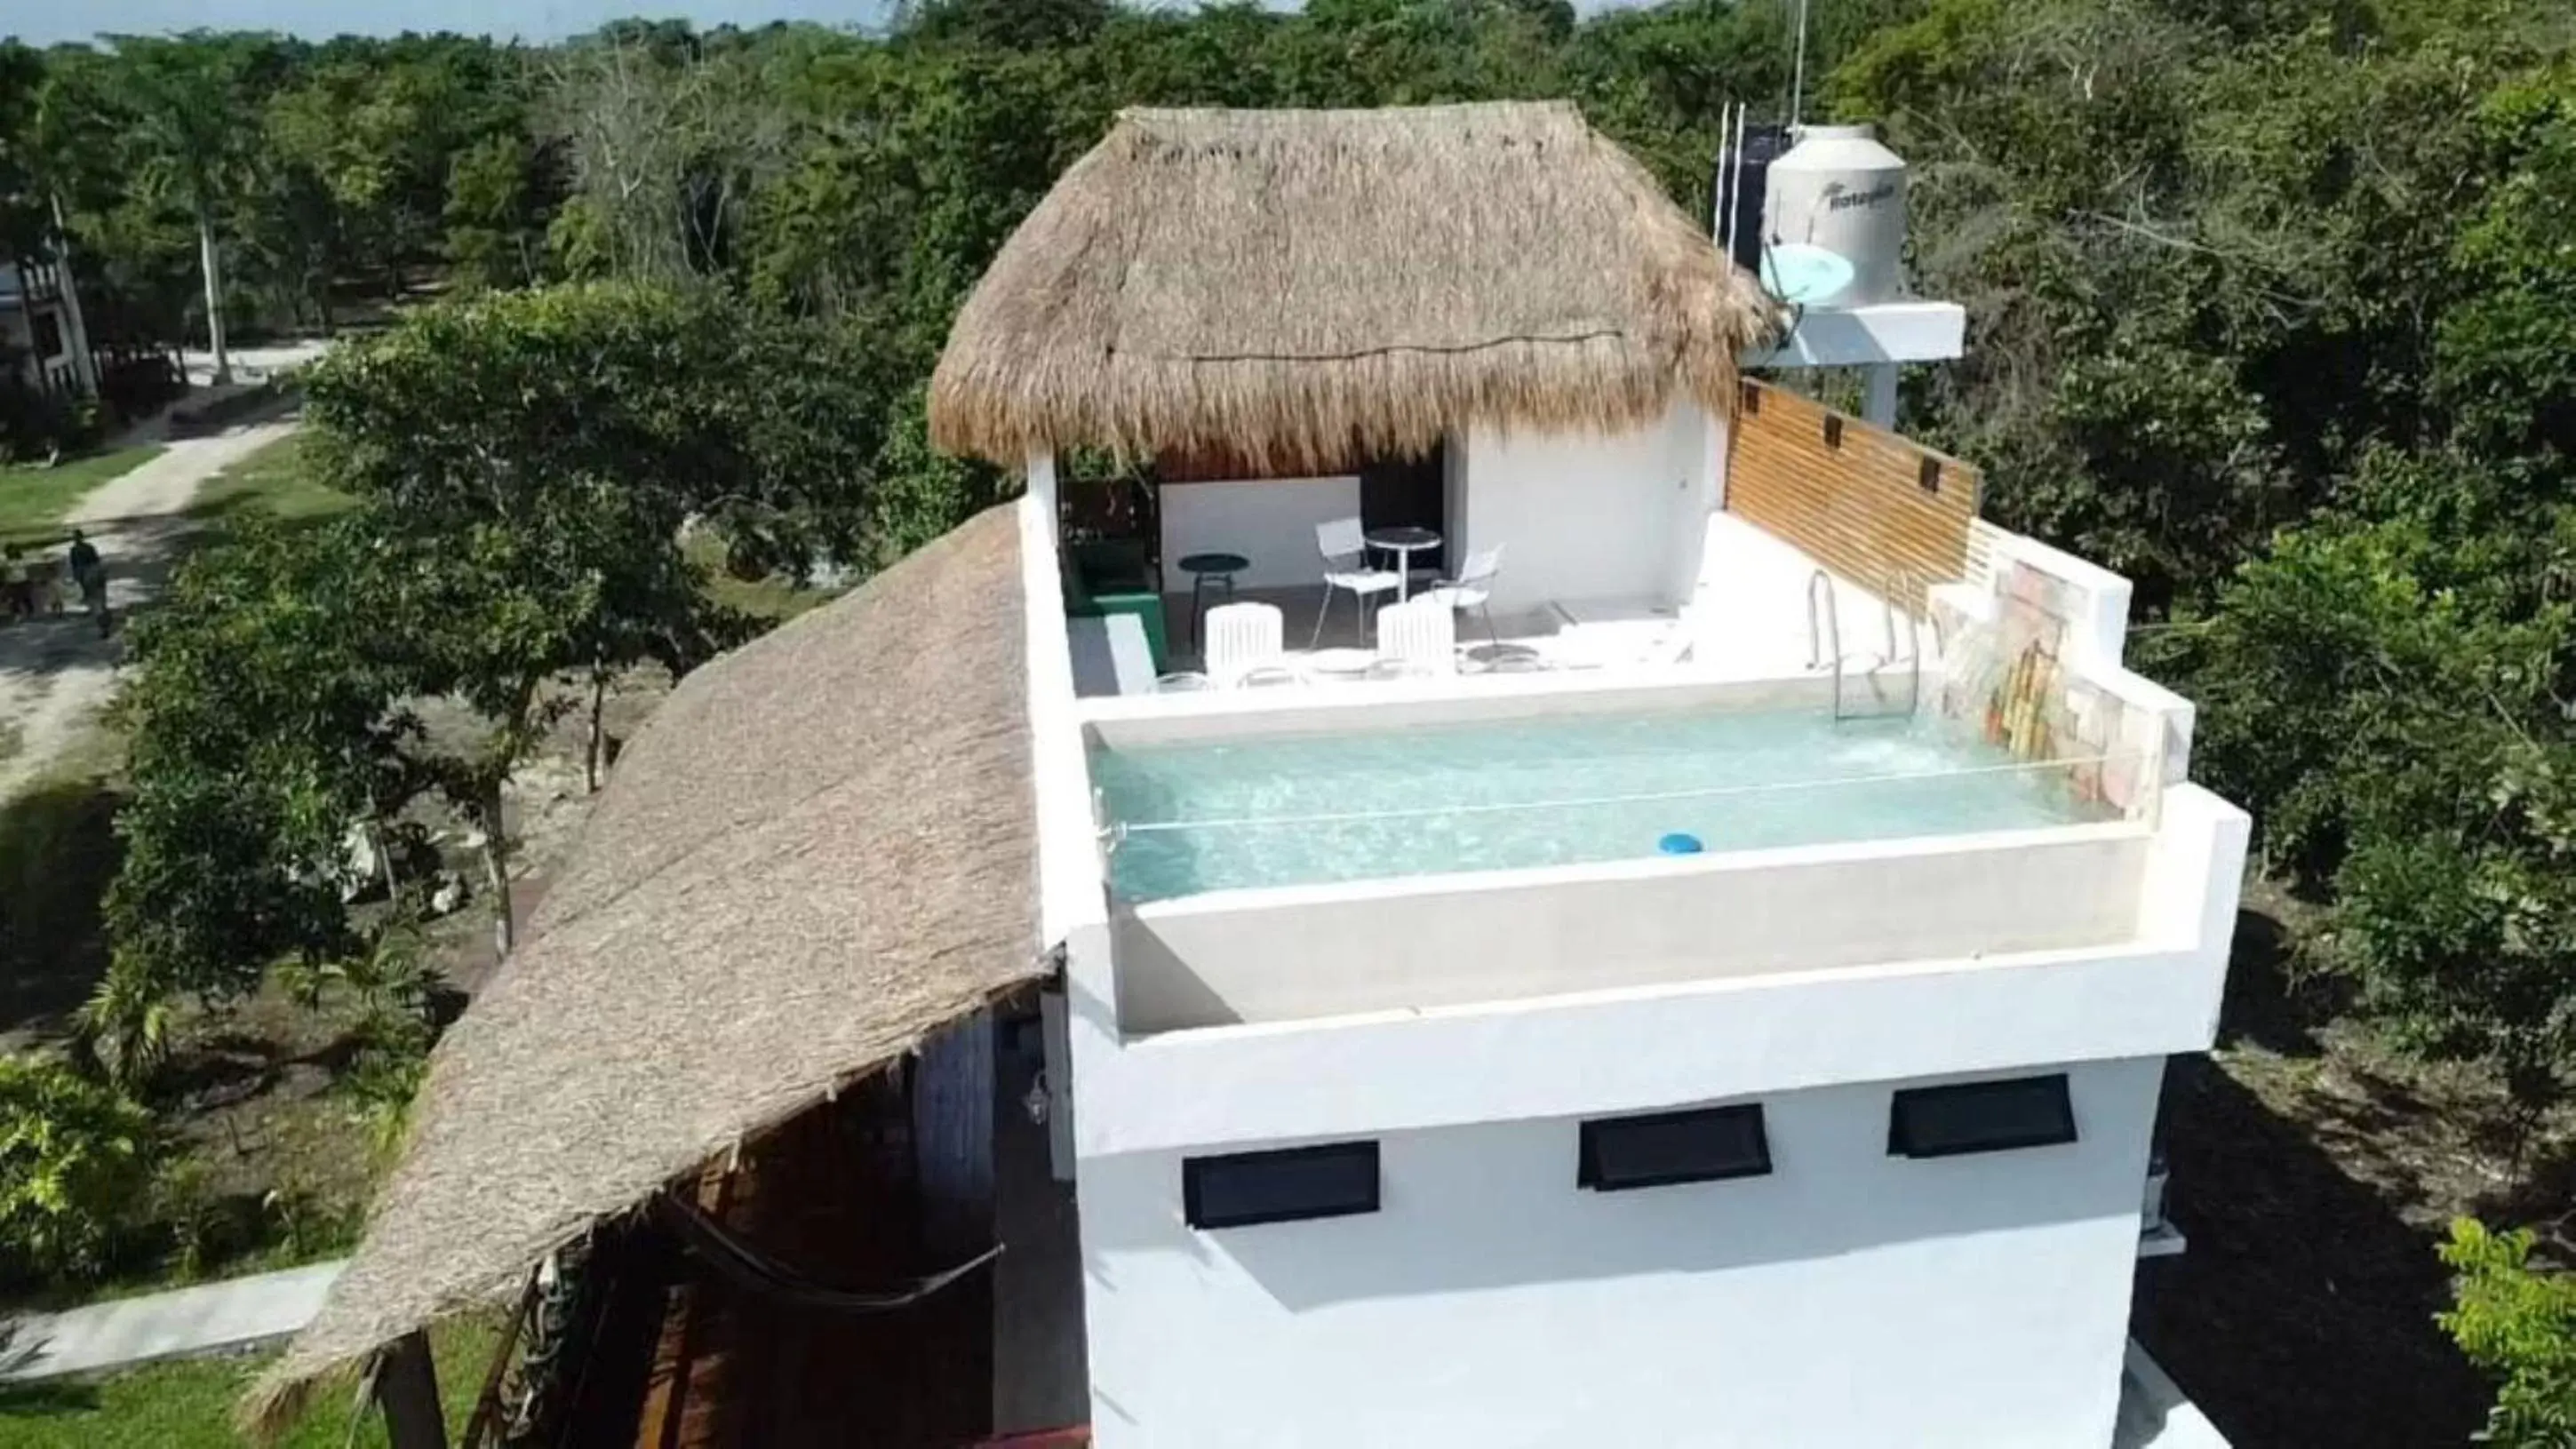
[2440, 1218, 2576, 1446]
[0, 1055, 157, 1282]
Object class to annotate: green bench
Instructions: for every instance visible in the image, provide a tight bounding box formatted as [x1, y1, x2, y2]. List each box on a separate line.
[1064, 538, 1168, 673]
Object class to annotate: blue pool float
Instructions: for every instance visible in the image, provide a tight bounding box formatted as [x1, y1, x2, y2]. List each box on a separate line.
[1657, 832, 1704, 855]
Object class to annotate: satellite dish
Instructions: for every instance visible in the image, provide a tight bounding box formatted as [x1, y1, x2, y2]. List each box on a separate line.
[1760, 243, 1855, 306]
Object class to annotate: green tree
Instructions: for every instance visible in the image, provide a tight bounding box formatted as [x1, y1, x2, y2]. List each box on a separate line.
[94, 520, 418, 1082]
[299, 282, 882, 946]
[443, 131, 546, 291]
[2441, 1219, 2576, 1446]
[98, 34, 265, 384]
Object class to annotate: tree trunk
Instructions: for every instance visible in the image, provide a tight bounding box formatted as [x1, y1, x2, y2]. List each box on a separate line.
[585, 665, 610, 794]
[195, 203, 232, 387]
[482, 783, 515, 959]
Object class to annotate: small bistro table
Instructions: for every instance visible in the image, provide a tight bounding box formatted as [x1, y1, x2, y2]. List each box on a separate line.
[1363, 526, 1442, 603]
[1175, 551, 1249, 648]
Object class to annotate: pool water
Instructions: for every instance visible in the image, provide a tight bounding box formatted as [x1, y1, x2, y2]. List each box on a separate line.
[1091, 706, 2112, 902]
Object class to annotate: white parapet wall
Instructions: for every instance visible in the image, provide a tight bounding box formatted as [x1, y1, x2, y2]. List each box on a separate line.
[1113, 821, 2151, 1034]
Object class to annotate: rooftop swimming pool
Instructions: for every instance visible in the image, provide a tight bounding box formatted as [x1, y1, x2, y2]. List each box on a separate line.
[1091, 705, 2123, 903]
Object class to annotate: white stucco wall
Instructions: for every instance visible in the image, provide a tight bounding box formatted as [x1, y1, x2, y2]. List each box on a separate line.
[1158, 476, 1362, 593]
[1455, 400, 1711, 614]
[1079, 1055, 2164, 1449]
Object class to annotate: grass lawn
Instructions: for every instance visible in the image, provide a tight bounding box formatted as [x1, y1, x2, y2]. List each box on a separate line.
[0, 1314, 499, 1448]
[0, 448, 164, 545]
[183, 434, 352, 530]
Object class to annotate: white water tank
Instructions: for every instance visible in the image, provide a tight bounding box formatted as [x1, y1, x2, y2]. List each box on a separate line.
[1763, 123, 1909, 308]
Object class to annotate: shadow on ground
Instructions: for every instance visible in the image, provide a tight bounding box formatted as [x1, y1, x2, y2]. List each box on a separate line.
[0, 1379, 100, 1415]
[2135, 1057, 2488, 1448]
[0, 771, 124, 1045]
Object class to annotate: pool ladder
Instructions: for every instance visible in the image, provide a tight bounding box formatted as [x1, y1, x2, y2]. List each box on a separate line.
[1806, 568, 1924, 721]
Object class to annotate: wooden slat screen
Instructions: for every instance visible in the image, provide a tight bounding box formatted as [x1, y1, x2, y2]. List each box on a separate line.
[1724, 379, 1980, 612]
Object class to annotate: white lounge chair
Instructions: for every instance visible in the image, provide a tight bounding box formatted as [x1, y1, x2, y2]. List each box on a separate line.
[1376, 595, 1457, 677]
[1310, 517, 1401, 648]
[1206, 601, 1294, 688]
[1423, 544, 1505, 646]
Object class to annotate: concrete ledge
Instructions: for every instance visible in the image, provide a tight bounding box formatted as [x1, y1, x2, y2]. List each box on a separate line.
[1, 1259, 347, 1382]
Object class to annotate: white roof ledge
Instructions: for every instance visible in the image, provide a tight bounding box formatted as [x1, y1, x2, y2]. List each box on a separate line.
[1747, 299, 1967, 369]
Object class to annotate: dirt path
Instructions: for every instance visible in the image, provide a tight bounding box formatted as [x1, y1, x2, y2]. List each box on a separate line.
[0, 418, 300, 800]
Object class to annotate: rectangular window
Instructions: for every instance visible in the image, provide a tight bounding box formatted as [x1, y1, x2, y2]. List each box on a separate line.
[1184, 1142, 1379, 1230]
[1888, 1075, 2078, 1159]
[1578, 1103, 1771, 1191]
[31, 312, 62, 359]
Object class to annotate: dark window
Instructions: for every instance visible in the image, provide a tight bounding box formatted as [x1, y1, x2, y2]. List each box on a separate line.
[1888, 1075, 2078, 1159]
[30, 312, 62, 359]
[1579, 1104, 1771, 1191]
[1184, 1142, 1379, 1230]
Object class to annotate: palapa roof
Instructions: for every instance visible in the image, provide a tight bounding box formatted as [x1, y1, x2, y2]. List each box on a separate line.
[245, 505, 1044, 1435]
[929, 101, 1778, 474]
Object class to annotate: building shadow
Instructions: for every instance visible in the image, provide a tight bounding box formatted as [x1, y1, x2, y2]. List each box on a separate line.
[2212, 904, 2344, 1056]
[2133, 1055, 2487, 1448]
[0, 770, 124, 1046]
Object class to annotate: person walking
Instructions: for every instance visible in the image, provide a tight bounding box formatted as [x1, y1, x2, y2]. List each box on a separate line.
[66, 529, 107, 637]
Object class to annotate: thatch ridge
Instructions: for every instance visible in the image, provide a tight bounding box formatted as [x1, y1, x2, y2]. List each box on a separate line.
[929, 100, 1777, 474]
[242, 505, 1042, 1437]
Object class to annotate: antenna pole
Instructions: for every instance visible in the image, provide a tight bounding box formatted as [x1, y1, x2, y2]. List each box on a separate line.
[1731, 104, 1750, 251]
[1790, 0, 1811, 128]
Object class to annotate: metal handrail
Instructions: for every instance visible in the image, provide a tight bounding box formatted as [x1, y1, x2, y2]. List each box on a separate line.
[1885, 567, 1925, 718]
[1806, 569, 1845, 719]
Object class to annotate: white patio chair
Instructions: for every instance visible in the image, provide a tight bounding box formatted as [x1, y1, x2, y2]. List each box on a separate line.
[1424, 544, 1505, 646]
[1311, 517, 1401, 648]
[1205, 601, 1293, 689]
[1376, 595, 1457, 678]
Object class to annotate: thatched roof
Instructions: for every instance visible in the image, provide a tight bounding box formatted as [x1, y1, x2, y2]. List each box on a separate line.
[929, 101, 1777, 474]
[245, 505, 1044, 1435]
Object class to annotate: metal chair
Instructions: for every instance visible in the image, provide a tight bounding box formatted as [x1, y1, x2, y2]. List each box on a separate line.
[1311, 517, 1400, 648]
[1424, 544, 1506, 645]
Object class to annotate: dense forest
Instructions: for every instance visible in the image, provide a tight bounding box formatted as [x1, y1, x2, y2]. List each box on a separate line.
[4, 0, 2576, 1440]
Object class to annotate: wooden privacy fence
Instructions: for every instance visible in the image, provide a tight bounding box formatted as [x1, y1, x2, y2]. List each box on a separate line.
[1722, 378, 1980, 611]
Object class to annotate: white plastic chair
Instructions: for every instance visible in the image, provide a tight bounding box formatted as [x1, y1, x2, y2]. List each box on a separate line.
[1205, 601, 1292, 689]
[1424, 544, 1505, 646]
[1376, 595, 1457, 677]
[1311, 517, 1401, 648]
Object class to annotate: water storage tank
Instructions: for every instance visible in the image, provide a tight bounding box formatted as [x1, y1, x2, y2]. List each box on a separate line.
[1763, 123, 1909, 308]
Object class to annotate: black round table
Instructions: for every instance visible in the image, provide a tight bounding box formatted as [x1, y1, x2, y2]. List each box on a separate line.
[1363, 527, 1442, 602]
[1176, 551, 1249, 648]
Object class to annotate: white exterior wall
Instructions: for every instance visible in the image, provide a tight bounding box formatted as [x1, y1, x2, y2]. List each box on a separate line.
[1080, 1055, 2164, 1449]
[1025, 458, 2253, 1449]
[1456, 399, 1713, 614]
[1158, 476, 1361, 593]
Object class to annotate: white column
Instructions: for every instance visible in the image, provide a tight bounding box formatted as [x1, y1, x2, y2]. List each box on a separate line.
[1025, 449, 1059, 517]
[1862, 363, 1900, 427]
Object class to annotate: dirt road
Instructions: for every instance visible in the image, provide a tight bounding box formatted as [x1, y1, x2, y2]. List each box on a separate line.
[0, 418, 299, 799]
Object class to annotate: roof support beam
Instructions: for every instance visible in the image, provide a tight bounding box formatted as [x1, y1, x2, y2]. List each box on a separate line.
[374, 1331, 445, 1449]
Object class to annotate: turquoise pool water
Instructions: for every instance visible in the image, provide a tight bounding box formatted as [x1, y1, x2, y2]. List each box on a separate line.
[1091, 706, 2109, 902]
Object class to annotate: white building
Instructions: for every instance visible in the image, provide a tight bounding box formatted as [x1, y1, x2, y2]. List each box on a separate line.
[0, 255, 95, 399]
[934, 101, 2246, 1449]
[255, 100, 2243, 1449]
